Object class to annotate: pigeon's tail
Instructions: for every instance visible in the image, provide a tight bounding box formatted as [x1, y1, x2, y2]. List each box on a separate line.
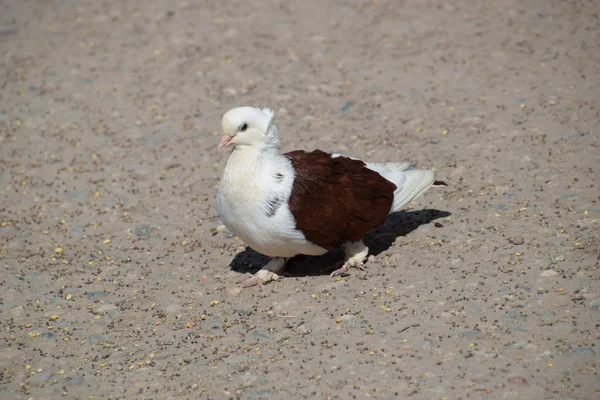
[389, 169, 436, 212]
[366, 162, 444, 212]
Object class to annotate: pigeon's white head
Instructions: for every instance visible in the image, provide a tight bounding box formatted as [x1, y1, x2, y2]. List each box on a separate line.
[219, 107, 279, 152]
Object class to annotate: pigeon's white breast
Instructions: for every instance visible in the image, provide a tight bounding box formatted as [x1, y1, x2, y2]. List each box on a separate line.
[217, 148, 327, 258]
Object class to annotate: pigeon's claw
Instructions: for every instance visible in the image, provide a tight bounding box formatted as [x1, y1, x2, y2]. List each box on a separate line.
[238, 261, 285, 289]
[240, 271, 279, 288]
[240, 275, 263, 288]
[330, 240, 369, 278]
[330, 259, 364, 277]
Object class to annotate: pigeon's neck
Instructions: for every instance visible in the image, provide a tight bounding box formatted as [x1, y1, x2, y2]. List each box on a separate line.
[223, 145, 281, 181]
[263, 123, 280, 150]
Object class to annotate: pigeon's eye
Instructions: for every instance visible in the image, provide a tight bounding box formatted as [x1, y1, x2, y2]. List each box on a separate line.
[239, 123, 248, 132]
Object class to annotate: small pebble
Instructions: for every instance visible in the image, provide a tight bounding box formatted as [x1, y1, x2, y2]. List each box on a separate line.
[509, 236, 524, 245]
[540, 270, 558, 278]
[508, 376, 528, 385]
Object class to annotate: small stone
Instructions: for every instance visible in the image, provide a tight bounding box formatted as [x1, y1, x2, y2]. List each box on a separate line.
[340, 102, 354, 112]
[29, 371, 52, 384]
[166, 304, 181, 313]
[250, 331, 270, 341]
[540, 270, 558, 278]
[234, 308, 253, 317]
[135, 224, 152, 237]
[86, 290, 105, 300]
[546, 237, 565, 247]
[96, 304, 117, 313]
[50, 315, 60, 321]
[589, 299, 600, 310]
[575, 346, 596, 357]
[508, 376, 528, 385]
[185, 322, 196, 328]
[508, 236, 524, 245]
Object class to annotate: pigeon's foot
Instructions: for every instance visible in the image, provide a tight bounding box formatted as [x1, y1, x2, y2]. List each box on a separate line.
[330, 240, 369, 278]
[240, 269, 281, 288]
[238, 257, 287, 289]
[330, 259, 365, 277]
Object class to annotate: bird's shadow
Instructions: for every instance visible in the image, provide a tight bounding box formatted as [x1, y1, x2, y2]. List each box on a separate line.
[229, 209, 451, 277]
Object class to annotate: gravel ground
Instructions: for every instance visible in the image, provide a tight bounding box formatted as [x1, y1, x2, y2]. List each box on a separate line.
[1, 0, 599, 399]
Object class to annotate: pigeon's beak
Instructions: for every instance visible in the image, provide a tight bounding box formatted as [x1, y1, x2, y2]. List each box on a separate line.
[218, 135, 234, 152]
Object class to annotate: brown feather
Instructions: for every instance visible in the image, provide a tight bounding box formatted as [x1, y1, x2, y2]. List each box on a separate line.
[285, 150, 396, 251]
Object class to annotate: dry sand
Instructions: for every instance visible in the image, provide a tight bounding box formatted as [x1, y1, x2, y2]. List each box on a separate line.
[1, 0, 599, 399]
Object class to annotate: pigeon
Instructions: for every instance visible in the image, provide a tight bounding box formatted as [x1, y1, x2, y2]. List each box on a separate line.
[216, 106, 446, 288]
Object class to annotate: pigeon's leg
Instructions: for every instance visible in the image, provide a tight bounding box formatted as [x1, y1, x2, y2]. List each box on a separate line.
[330, 241, 369, 277]
[240, 257, 287, 288]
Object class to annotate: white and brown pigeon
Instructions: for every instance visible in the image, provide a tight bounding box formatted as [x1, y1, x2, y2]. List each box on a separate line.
[216, 106, 446, 288]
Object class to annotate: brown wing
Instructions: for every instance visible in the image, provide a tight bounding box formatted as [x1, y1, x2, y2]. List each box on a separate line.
[285, 150, 396, 251]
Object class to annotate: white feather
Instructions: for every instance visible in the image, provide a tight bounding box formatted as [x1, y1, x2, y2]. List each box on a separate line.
[217, 145, 327, 258]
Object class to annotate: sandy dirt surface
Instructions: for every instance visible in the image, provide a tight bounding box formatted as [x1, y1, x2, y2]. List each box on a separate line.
[1, 0, 599, 399]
